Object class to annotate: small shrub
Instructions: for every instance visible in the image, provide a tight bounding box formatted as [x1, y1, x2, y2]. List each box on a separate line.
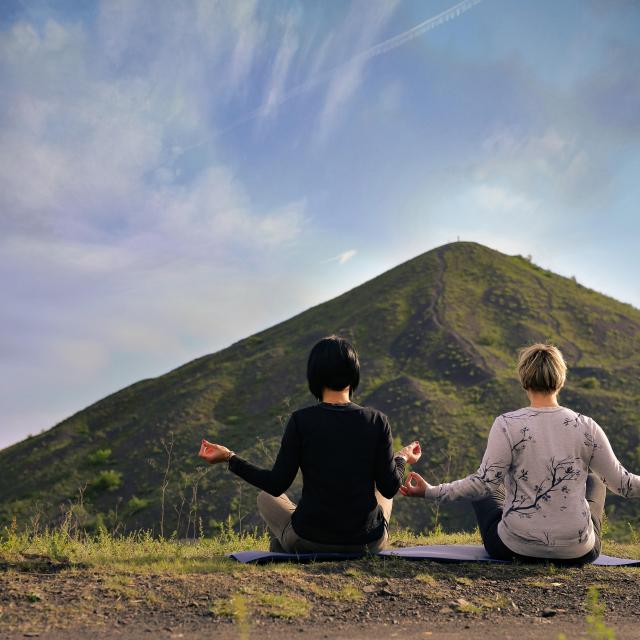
[585, 586, 616, 640]
[210, 594, 250, 639]
[91, 470, 123, 492]
[580, 377, 600, 389]
[88, 449, 112, 465]
[259, 592, 309, 618]
[125, 496, 150, 515]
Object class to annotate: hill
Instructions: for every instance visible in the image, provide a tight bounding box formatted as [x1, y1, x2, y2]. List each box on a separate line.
[2, 241, 640, 537]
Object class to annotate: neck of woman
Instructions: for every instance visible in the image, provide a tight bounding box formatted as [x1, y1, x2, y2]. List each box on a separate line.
[322, 387, 351, 405]
[527, 390, 560, 408]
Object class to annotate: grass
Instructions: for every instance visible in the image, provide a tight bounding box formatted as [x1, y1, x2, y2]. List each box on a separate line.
[557, 586, 617, 640]
[3, 524, 640, 574]
[101, 575, 138, 599]
[0, 520, 270, 573]
[415, 572, 438, 587]
[210, 594, 251, 639]
[305, 582, 363, 601]
[257, 593, 310, 618]
[524, 578, 564, 588]
[454, 598, 483, 615]
[212, 591, 309, 619]
[0, 522, 633, 637]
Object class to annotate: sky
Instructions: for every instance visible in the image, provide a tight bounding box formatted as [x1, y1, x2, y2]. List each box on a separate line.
[1, 0, 639, 449]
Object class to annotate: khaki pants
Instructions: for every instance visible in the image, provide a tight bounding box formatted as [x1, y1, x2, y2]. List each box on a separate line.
[256, 490, 392, 553]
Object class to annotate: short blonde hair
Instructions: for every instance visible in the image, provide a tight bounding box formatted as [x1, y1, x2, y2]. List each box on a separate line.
[517, 343, 567, 392]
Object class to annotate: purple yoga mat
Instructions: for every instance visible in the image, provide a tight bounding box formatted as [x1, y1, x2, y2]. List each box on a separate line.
[227, 544, 640, 566]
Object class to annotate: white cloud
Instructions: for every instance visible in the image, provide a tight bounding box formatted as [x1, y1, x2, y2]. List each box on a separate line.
[337, 249, 357, 264]
[0, 11, 306, 254]
[220, 1, 266, 95]
[324, 249, 358, 265]
[315, 1, 400, 139]
[261, 10, 300, 119]
[0, 5, 313, 448]
[471, 184, 536, 213]
[475, 125, 607, 208]
[3, 236, 135, 272]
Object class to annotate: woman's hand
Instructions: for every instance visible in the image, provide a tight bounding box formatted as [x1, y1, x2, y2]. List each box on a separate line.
[399, 471, 431, 498]
[396, 441, 422, 465]
[199, 439, 233, 464]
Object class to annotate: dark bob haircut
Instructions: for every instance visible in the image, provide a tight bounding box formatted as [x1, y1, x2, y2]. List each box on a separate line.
[307, 335, 360, 401]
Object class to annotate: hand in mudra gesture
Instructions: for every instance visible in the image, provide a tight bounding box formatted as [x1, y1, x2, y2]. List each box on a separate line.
[198, 439, 233, 464]
[396, 441, 422, 465]
[399, 471, 432, 498]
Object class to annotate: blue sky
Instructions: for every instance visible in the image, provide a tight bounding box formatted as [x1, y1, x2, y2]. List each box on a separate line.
[1, 0, 639, 449]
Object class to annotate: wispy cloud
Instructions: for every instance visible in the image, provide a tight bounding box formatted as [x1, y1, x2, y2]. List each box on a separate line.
[471, 184, 537, 213]
[261, 10, 300, 119]
[224, 1, 266, 96]
[314, 1, 400, 139]
[0, 5, 311, 448]
[195, 0, 484, 143]
[3, 0, 636, 453]
[324, 249, 357, 265]
[316, 0, 482, 139]
[476, 125, 610, 208]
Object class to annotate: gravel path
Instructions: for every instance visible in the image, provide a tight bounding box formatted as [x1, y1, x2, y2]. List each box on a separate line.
[2, 557, 639, 639]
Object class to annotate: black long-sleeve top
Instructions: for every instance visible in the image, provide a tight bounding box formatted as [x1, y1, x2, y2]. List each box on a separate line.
[228, 401, 406, 545]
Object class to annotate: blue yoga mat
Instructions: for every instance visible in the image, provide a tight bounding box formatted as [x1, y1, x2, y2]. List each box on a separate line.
[228, 544, 640, 566]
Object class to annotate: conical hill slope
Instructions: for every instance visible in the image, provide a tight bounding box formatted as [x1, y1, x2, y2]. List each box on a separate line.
[2, 242, 639, 536]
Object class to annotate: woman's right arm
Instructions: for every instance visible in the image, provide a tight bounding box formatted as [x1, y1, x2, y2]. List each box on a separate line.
[402, 416, 512, 502]
[585, 417, 640, 498]
[200, 415, 301, 496]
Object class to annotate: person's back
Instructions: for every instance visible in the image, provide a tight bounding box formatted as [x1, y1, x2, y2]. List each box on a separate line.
[291, 402, 399, 544]
[198, 335, 421, 552]
[495, 406, 602, 557]
[402, 343, 640, 564]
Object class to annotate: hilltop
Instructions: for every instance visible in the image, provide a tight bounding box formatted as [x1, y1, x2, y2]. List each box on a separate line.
[2, 242, 640, 536]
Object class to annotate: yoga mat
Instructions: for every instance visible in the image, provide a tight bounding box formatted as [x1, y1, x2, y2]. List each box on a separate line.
[228, 544, 640, 566]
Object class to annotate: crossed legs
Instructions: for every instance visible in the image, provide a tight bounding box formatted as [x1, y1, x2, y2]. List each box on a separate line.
[256, 490, 392, 553]
[472, 473, 606, 564]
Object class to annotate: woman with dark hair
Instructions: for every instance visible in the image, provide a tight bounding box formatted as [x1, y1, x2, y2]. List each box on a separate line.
[199, 335, 421, 553]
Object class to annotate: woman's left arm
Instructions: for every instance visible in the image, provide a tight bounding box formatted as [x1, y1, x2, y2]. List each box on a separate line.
[586, 417, 640, 498]
[199, 415, 301, 496]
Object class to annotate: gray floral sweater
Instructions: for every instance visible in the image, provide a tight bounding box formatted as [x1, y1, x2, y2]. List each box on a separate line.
[424, 406, 640, 558]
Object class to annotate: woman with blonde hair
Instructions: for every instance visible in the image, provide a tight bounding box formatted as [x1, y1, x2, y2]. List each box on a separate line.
[402, 343, 640, 564]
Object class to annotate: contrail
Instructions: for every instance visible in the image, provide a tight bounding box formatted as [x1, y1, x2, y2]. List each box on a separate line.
[342, 0, 483, 62]
[181, 0, 482, 149]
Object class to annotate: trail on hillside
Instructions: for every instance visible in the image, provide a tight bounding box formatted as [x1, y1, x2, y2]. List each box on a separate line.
[433, 248, 492, 376]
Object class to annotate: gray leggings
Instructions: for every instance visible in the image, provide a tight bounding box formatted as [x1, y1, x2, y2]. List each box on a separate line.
[472, 473, 606, 565]
[256, 491, 392, 553]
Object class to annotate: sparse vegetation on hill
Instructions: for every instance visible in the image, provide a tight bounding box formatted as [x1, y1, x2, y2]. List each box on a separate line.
[1, 242, 640, 539]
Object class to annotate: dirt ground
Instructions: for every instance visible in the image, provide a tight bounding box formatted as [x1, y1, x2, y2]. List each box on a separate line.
[1, 556, 639, 639]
